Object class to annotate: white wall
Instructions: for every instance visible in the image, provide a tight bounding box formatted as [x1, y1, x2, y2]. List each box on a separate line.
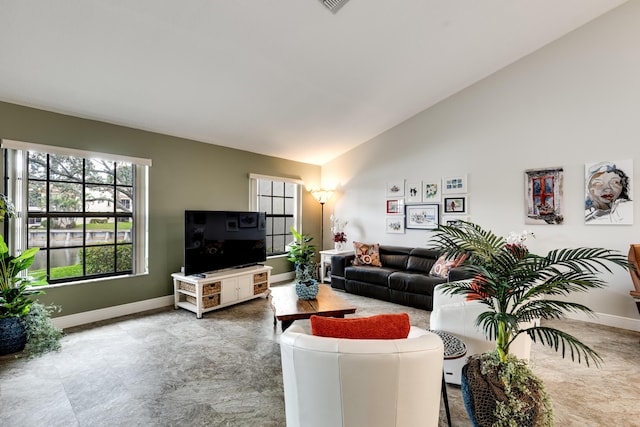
[322, 1, 640, 331]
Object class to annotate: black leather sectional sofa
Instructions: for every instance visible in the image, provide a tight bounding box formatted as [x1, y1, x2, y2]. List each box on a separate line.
[330, 245, 464, 311]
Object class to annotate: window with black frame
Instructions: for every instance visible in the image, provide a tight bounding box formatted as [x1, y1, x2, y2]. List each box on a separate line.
[2, 140, 150, 285]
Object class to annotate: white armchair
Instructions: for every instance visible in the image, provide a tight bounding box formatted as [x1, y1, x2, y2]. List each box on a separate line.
[280, 325, 444, 427]
[430, 284, 535, 385]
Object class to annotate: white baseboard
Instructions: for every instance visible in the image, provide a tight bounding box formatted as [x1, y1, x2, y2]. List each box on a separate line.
[271, 271, 294, 284]
[52, 295, 174, 329]
[566, 311, 640, 332]
[53, 282, 638, 333]
[52, 273, 296, 329]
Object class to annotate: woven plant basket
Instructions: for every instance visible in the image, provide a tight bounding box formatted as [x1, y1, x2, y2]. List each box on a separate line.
[0, 316, 27, 355]
[461, 354, 552, 427]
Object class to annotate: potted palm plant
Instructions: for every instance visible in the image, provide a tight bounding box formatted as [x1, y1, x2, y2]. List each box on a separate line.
[287, 227, 319, 300]
[430, 221, 628, 427]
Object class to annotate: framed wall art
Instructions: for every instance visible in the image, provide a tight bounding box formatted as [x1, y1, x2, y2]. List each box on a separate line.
[386, 180, 405, 197]
[442, 214, 470, 227]
[405, 181, 422, 203]
[386, 198, 404, 214]
[422, 181, 440, 202]
[405, 204, 439, 229]
[444, 196, 467, 214]
[584, 159, 633, 225]
[525, 167, 564, 225]
[386, 217, 405, 234]
[442, 175, 468, 194]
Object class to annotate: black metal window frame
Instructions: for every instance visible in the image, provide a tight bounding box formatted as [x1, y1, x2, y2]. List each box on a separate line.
[257, 178, 297, 256]
[27, 152, 134, 284]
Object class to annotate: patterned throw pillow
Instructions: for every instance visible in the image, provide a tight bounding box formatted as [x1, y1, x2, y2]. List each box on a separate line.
[353, 241, 382, 267]
[310, 313, 411, 339]
[429, 254, 466, 278]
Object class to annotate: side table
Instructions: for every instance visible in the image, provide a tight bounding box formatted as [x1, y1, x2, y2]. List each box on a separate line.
[319, 249, 353, 283]
[431, 330, 467, 427]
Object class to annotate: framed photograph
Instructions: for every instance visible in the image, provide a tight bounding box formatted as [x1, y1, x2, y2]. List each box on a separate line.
[405, 181, 422, 203]
[405, 204, 439, 229]
[386, 180, 405, 197]
[422, 181, 440, 202]
[442, 214, 470, 227]
[444, 196, 467, 214]
[386, 198, 404, 214]
[442, 175, 468, 194]
[386, 217, 405, 234]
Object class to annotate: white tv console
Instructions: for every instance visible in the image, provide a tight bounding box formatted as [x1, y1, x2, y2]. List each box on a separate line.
[172, 265, 272, 318]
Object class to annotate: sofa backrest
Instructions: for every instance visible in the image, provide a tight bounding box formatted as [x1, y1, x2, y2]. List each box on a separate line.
[406, 248, 441, 274]
[379, 246, 412, 270]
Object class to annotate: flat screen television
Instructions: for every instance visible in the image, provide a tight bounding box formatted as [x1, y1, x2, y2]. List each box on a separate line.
[184, 210, 267, 276]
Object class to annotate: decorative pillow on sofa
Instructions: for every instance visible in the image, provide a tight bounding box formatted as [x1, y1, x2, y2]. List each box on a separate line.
[429, 254, 466, 279]
[310, 313, 411, 339]
[353, 241, 382, 267]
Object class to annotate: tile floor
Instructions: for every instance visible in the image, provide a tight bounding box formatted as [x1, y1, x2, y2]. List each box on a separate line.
[1, 284, 639, 426]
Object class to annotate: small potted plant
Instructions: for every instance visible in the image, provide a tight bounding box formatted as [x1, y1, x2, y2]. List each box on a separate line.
[287, 227, 319, 299]
[330, 215, 348, 250]
[430, 221, 628, 427]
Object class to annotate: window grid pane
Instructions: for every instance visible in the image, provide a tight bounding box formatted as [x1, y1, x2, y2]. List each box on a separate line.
[257, 178, 297, 256]
[25, 151, 134, 284]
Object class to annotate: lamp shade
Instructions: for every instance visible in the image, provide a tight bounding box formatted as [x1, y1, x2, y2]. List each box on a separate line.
[310, 189, 333, 204]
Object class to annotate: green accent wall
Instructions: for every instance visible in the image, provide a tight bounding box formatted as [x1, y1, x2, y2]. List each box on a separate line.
[0, 101, 321, 316]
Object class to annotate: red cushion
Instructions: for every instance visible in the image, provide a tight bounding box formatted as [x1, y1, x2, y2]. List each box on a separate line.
[310, 313, 411, 339]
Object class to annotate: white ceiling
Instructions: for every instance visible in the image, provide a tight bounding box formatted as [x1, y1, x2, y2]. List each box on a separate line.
[0, 0, 628, 165]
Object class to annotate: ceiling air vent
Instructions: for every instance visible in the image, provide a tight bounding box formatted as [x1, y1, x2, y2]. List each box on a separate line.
[322, 0, 350, 13]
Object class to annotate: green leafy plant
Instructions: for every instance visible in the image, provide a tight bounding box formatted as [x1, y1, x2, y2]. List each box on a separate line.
[287, 227, 317, 283]
[22, 302, 63, 358]
[0, 235, 42, 318]
[430, 221, 628, 365]
[0, 194, 17, 221]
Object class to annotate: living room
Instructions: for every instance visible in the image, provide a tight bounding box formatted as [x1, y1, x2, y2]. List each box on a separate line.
[1, 1, 639, 426]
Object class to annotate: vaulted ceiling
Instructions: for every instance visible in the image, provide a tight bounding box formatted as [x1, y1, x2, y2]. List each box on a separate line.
[0, 0, 628, 165]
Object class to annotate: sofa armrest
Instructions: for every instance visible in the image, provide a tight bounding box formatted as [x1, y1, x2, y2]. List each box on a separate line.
[331, 254, 355, 279]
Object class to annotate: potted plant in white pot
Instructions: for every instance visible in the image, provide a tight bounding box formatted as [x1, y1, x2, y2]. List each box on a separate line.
[287, 227, 319, 300]
[430, 221, 628, 427]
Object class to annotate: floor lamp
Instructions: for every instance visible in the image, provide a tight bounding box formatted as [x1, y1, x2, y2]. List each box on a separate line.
[310, 189, 333, 250]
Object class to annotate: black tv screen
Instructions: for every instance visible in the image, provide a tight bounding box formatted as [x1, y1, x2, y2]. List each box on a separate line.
[184, 210, 267, 276]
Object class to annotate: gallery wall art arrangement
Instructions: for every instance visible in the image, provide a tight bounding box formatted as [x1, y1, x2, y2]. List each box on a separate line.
[386, 159, 634, 236]
[384, 175, 470, 233]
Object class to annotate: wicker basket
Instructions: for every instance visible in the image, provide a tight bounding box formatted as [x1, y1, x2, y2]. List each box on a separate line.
[253, 272, 268, 283]
[253, 283, 268, 295]
[202, 281, 221, 295]
[178, 280, 221, 296]
[186, 294, 220, 309]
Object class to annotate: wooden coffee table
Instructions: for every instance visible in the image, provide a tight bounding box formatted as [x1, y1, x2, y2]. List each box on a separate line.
[268, 284, 357, 331]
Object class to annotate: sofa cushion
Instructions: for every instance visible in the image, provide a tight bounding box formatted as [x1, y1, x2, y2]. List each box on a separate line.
[429, 254, 466, 278]
[345, 265, 396, 286]
[353, 242, 382, 267]
[389, 271, 446, 295]
[379, 246, 412, 269]
[310, 313, 411, 339]
[406, 248, 441, 273]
